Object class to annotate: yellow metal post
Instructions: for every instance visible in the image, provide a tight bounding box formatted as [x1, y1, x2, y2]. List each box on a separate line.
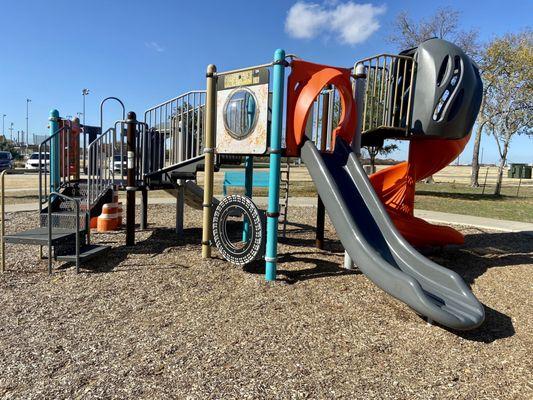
[1, 170, 6, 272]
[202, 64, 217, 258]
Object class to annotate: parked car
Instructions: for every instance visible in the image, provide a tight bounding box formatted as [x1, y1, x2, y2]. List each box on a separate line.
[25, 152, 50, 171]
[109, 155, 127, 173]
[0, 151, 14, 171]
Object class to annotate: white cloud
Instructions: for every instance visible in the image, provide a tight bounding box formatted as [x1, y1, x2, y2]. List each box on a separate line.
[145, 41, 165, 53]
[285, 1, 386, 45]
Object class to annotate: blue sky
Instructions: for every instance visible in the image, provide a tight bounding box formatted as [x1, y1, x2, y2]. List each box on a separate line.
[0, 0, 531, 163]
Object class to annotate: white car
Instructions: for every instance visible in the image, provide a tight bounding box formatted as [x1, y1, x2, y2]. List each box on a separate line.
[25, 152, 50, 171]
[109, 155, 127, 173]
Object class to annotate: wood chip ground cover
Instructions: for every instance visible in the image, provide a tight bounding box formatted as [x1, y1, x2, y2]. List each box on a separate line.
[0, 205, 531, 399]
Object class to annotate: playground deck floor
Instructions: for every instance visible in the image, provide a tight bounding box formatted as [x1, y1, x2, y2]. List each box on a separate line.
[0, 205, 531, 399]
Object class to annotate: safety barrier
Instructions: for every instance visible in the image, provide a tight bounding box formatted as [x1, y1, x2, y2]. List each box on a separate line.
[354, 53, 416, 135]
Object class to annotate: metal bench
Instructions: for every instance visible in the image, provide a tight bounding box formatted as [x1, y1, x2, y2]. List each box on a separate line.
[223, 171, 270, 196]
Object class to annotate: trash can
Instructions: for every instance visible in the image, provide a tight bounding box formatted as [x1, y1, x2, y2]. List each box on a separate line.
[508, 163, 532, 179]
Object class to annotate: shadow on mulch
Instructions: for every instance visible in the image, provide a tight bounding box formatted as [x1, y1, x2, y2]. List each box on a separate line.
[279, 221, 344, 253]
[420, 230, 530, 343]
[80, 227, 203, 273]
[453, 304, 515, 343]
[424, 230, 533, 286]
[243, 250, 360, 284]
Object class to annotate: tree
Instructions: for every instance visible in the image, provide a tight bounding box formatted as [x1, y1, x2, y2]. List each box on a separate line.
[482, 31, 532, 195]
[389, 7, 481, 60]
[364, 143, 399, 173]
[389, 7, 481, 183]
[0, 140, 21, 160]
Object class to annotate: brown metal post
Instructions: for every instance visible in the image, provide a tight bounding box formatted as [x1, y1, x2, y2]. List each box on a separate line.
[201, 64, 217, 259]
[316, 88, 330, 249]
[126, 112, 137, 246]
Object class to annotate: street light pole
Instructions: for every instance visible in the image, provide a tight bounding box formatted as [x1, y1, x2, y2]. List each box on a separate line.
[82, 89, 90, 172]
[1, 114, 5, 138]
[26, 99, 31, 153]
[9, 123, 13, 141]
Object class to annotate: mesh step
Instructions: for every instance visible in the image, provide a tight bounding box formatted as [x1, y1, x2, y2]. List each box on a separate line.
[56, 244, 110, 262]
[40, 212, 88, 230]
[3, 227, 80, 246]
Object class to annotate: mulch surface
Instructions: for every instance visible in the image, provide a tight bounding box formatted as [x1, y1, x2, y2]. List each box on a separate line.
[0, 205, 531, 399]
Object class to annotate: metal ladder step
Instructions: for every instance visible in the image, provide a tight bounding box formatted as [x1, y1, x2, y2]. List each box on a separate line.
[56, 244, 110, 262]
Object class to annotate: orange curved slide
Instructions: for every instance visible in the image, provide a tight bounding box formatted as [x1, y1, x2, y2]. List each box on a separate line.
[369, 134, 470, 247]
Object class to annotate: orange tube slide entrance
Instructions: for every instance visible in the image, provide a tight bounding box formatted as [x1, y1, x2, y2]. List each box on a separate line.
[369, 135, 470, 246]
[286, 59, 469, 247]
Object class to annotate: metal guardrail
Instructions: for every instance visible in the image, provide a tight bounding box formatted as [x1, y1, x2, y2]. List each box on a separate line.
[38, 125, 72, 214]
[354, 53, 416, 135]
[304, 87, 338, 152]
[87, 125, 117, 208]
[47, 191, 85, 274]
[144, 91, 206, 175]
[86, 120, 149, 209]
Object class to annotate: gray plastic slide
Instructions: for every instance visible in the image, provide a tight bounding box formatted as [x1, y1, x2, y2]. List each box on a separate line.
[301, 138, 485, 330]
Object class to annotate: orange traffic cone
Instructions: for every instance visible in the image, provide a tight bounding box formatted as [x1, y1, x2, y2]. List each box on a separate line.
[97, 203, 118, 232]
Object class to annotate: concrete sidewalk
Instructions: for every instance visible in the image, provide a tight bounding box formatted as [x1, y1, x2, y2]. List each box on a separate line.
[4, 196, 532, 237]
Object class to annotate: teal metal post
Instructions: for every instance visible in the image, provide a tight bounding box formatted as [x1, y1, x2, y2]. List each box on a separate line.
[49, 109, 60, 193]
[242, 155, 253, 242]
[265, 49, 285, 281]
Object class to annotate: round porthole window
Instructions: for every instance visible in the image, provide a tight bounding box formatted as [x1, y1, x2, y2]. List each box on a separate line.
[223, 88, 258, 140]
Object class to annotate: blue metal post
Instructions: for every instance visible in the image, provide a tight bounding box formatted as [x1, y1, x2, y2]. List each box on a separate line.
[49, 109, 60, 193]
[265, 49, 285, 281]
[242, 155, 253, 242]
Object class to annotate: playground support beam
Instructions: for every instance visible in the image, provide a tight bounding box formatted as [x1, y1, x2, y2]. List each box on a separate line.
[316, 87, 330, 250]
[140, 188, 148, 230]
[242, 155, 253, 242]
[49, 110, 60, 193]
[126, 111, 137, 246]
[201, 64, 217, 259]
[175, 184, 184, 235]
[265, 49, 286, 281]
[344, 63, 365, 270]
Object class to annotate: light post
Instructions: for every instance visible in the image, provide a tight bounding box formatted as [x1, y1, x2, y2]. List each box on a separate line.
[82, 89, 90, 172]
[26, 99, 31, 154]
[8, 123, 13, 141]
[1, 114, 5, 138]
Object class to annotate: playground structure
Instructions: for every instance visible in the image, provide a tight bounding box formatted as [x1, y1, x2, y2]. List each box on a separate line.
[0, 38, 485, 330]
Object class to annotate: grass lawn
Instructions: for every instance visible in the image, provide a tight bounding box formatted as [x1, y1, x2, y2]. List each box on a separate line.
[414, 182, 533, 223]
[246, 179, 533, 223]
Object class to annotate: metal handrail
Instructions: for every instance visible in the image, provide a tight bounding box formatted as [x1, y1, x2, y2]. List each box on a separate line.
[0, 169, 27, 272]
[38, 124, 72, 215]
[87, 126, 117, 209]
[144, 90, 205, 113]
[48, 191, 85, 274]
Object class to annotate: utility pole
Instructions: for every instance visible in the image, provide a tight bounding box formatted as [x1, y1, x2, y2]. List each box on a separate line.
[8, 123, 13, 141]
[1, 114, 5, 138]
